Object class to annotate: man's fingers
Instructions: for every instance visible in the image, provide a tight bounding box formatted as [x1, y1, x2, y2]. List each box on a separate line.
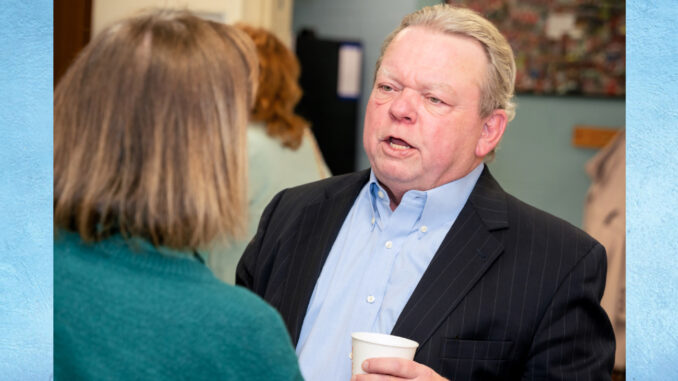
[358, 358, 448, 381]
[362, 358, 420, 378]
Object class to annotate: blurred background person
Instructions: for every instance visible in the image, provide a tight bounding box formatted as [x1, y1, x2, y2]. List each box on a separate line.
[208, 24, 330, 284]
[54, 10, 302, 380]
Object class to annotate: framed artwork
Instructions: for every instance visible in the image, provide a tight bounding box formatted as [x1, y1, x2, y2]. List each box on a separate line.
[447, 0, 625, 97]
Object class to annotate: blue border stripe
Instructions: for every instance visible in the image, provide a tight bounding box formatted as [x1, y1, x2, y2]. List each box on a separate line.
[0, 0, 53, 379]
[627, 0, 678, 379]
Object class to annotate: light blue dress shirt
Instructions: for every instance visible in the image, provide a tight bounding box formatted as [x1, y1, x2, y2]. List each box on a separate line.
[296, 164, 484, 381]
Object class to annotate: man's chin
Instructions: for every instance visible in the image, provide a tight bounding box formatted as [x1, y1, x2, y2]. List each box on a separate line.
[372, 167, 418, 188]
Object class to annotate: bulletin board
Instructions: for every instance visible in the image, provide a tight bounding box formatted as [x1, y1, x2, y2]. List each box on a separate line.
[446, 0, 625, 97]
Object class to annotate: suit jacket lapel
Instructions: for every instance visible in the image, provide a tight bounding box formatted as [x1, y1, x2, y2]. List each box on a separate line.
[280, 170, 371, 344]
[391, 167, 509, 350]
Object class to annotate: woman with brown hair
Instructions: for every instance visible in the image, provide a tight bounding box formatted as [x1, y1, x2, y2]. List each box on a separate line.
[208, 24, 330, 284]
[54, 10, 302, 380]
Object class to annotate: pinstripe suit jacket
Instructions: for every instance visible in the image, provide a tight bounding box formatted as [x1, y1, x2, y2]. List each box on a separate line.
[236, 167, 615, 380]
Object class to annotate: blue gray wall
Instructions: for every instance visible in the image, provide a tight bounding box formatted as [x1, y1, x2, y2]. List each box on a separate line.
[491, 95, 624, 227]
[293, 0, 625, 227]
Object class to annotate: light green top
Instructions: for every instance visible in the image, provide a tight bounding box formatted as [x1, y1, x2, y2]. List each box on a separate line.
[208, 123, 330, 284]
[54, 230, 303, 381]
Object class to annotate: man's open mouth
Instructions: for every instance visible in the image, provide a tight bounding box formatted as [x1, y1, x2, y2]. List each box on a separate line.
[388, 136, 412, 150]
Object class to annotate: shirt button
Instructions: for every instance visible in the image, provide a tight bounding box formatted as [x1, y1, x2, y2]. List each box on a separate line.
[420, 225, 428, 233]
[377, 191, 384, 199]
[385, 241, 393, 249]
[371, 217, 375, 224]
[366, 295, 376, 303]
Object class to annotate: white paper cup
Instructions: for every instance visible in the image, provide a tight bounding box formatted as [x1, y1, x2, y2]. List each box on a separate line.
[351, 332, 419, 375]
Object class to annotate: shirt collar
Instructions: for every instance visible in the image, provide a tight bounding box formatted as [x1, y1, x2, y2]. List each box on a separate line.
[366, 163, 484, 232]
[367, 173, 390, 231]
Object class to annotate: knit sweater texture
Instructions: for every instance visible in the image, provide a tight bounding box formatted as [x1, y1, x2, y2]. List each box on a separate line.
[54, 230, 303, 380]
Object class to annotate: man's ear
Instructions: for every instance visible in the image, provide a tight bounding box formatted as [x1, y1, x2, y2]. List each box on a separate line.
[475, 109, 507, 157]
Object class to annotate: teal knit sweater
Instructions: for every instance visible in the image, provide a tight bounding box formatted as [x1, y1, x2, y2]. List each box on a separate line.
[54, 231, 303, 380]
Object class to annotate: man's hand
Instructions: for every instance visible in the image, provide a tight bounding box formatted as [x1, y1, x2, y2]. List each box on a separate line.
[350, 358, 448, 381]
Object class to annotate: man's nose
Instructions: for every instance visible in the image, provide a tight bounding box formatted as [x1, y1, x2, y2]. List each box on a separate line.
[389, 89, 417, 123]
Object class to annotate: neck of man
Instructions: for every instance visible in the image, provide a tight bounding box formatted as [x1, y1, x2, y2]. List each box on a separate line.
[378, 181, 419, 211]
[377, 161, 484, 211]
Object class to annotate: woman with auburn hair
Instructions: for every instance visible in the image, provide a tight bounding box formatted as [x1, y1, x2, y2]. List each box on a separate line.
[208, 24, 330, 284]
[54, 10, 302, 380]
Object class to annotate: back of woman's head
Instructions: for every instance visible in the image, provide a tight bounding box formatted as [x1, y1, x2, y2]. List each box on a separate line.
[237, 24, 307, 149]
[54, 9, 258, 251]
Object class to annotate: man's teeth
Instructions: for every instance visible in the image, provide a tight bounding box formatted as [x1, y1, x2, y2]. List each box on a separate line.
[389, 141, 411, 150]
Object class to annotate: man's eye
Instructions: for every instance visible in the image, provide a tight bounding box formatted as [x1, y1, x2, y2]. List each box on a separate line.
[428, 96, 443, 104]
[378, 84, 394, 92]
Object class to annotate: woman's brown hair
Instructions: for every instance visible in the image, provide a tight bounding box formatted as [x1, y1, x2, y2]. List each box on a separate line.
[237, 24, 308, 149]
[54, 9, 258, 251]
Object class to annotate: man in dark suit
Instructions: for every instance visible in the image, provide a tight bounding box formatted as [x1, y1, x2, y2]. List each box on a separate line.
[237, 4, 615, 380]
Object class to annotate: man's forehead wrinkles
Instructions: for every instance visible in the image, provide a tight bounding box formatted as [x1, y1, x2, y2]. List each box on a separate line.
[378, 64, 458, 97]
